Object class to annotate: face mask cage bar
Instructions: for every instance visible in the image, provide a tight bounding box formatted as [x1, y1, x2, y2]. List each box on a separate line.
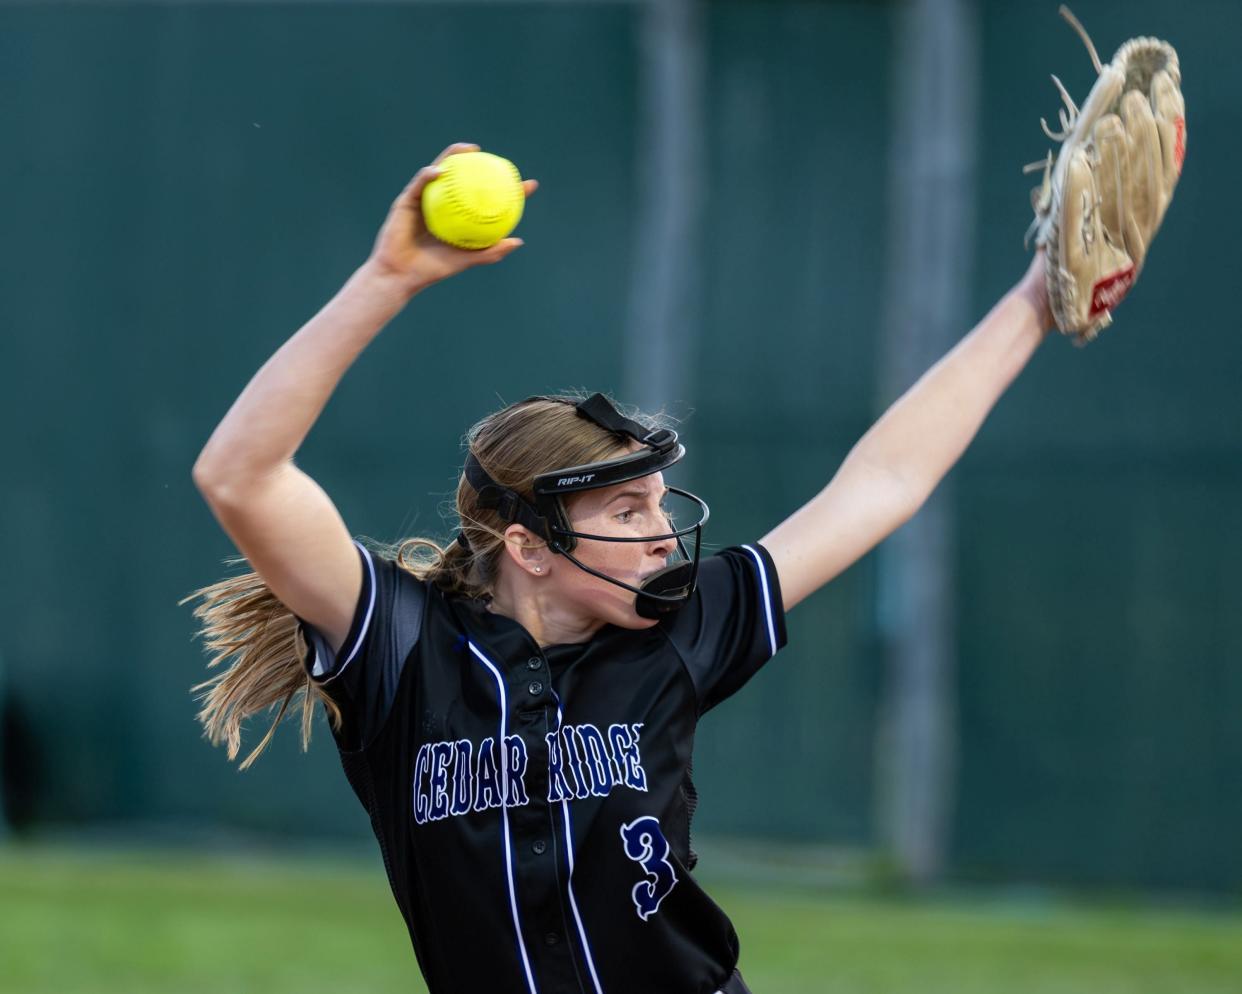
[461, 393, 711, 616]
[544, 485, 709, 618]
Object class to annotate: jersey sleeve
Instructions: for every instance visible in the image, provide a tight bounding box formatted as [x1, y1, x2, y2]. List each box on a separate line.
[296, 541, 426, 752]
[662, 542, 788, 714]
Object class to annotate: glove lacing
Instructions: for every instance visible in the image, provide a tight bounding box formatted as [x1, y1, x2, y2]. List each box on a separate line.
[1023, 5, 1104, 250]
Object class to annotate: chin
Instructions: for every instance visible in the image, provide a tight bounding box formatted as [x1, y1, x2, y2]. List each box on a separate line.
[617, 611, 663, 631]
[585, 588, 659, 630]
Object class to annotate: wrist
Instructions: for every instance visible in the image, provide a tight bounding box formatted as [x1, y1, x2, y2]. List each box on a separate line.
[355, 258, 427, 303]
[1016, 258, 1056, 337]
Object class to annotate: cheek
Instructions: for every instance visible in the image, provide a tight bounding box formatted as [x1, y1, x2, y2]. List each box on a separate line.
[571, 569, 658, 630]
[574, 535, 641, 574]
[556, 538, 644, 609]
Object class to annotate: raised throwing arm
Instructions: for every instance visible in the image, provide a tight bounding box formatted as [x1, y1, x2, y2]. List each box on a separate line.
[193, 143, 535, 651]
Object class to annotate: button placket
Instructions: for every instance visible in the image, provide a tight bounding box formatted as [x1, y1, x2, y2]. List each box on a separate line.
[497, 659, 583, 993]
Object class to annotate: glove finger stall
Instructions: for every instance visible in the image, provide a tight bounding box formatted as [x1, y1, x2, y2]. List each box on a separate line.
[1092, 113, 1128, 255]
[1150, 68, 1186, 209]
[1118, 90, 1161, 268]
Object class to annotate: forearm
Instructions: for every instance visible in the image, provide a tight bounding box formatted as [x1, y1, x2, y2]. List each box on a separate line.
[193, 261, 417, 488]
[851, 277, 1053, 505]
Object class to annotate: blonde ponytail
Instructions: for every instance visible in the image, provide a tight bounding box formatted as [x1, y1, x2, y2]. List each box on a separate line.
[182, 564, 334, 770]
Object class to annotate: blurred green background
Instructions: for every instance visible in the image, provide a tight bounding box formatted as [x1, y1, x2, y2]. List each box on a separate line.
[1, 0, 1238, 990]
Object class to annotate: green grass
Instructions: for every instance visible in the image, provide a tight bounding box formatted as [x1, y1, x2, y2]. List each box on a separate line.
[2, 843, 1241, 993]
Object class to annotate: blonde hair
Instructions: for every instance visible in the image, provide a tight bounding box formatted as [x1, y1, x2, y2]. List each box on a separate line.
[183, 392, 665, 769]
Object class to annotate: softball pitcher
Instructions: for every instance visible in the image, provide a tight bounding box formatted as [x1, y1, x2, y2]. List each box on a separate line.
[187, 69, 1181, 991]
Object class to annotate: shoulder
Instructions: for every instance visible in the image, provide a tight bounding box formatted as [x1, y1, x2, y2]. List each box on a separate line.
[662, 543, 781, 628]
[359, 542, 432, 611]
[658, 542, 787, 713]
[308, 542, 431, 682]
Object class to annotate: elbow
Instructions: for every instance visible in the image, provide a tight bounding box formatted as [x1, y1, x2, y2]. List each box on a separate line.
[892, 470, 944, 529]
[894, 493, 925, 531]
[191, 465, 251, 516]
[191, 454, 252, 505]
[192, 466, 241, 513]
[904, 474, 938, 518]
[192, 450, 235, 497]
[191, 456, 219, 495]
[191, 456, 214, 489]
[845, 447, 927, 520]
[193, 455, 289, 508]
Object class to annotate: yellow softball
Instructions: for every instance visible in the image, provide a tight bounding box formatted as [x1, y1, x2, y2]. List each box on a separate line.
[421, 151, 526, 250]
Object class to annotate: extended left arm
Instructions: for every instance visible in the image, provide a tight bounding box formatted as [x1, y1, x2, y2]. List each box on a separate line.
[763, 252, 1056, 611]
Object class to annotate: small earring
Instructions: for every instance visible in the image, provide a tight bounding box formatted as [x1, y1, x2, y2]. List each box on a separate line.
[534, 566, 542, 574]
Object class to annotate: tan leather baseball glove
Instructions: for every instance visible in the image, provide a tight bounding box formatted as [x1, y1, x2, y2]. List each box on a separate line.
[1025, 6, 1186, 343]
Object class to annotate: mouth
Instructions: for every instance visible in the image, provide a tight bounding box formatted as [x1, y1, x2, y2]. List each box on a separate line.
[637, 564, 674, 583]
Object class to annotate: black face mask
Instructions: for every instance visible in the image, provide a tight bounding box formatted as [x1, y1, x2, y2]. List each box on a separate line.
[462, 394, 709, 618]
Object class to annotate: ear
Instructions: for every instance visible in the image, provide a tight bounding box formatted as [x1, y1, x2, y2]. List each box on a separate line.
[502, 524, 549, 576]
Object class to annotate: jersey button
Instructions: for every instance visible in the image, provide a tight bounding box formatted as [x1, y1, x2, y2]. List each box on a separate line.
[544, 931, 560, 946]
[527, 656, 542, 670]
[528, 680, 544, 696]
[532, 839, 547, 855]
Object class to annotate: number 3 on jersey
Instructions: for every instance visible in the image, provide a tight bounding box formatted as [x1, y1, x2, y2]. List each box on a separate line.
[619, 816, 679, 920]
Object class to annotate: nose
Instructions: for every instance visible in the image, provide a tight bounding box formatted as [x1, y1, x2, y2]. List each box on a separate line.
[647, 525, 675, 561]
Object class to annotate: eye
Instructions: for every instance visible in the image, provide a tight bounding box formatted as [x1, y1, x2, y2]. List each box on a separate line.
[615, 509, 634, 524]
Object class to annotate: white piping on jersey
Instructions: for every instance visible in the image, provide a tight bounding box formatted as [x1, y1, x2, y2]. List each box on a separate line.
[550, 689, 606, 994]
[466, 641, 540, 994]
[741, 544, 778, 657]
[315, 542, 378, 682]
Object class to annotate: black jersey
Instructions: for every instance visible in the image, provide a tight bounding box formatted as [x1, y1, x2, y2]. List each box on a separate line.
[299, 540, 786, 994]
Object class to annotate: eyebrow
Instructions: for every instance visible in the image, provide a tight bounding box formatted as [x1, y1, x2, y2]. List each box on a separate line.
[605, 487, 670, 505]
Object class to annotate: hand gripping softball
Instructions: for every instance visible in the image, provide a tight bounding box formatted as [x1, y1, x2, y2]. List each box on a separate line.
[1025, 6, 1187, 343]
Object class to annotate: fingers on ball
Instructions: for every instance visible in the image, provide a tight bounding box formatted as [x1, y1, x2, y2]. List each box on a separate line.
[434, 142, 481, 166]
[394, 166, 441, 209]
[478, 238, 523, 264]
[399, 143, 483, 205]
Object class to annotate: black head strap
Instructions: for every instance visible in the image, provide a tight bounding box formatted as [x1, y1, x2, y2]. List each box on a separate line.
[575, 393, 677, 452]
[463, 451, 551, 541]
